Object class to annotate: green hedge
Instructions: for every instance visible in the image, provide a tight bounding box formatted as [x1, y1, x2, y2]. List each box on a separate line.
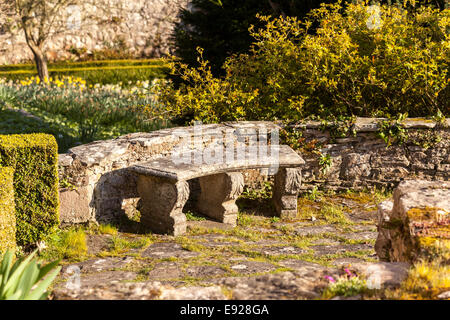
[0, 59, 169, 86]
[0, 134, 59, 246]
[0, 167, 15, 253]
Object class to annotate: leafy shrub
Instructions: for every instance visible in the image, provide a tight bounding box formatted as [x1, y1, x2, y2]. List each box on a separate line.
[0, 250, 61, 300]
[0, 134, 59, 246]
[173, 0, 446, 75]
[155, 49, 259, 124]
[0, 167, 15, 253]
[159, 1, 449, 123]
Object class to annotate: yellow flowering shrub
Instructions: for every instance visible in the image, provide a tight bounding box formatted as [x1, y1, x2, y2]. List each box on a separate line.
[157, 1, 449, 123]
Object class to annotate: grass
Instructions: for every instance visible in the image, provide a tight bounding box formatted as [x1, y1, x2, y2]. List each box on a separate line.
[97, 224, 118, 236]
[385, 260, 450, 300]
[320, 204, 352, 225]
[109, 235, 152, 255]
[40, 228, 88, 262]
[0, 108, 79, 153]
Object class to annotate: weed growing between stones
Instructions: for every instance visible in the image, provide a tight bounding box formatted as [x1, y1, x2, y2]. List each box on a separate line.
[40, 228, 88, 262]
[185, 211, 207, 221]
[97, 224, 119, 236]
[322, 274, 368, 299]
[109, 235, 152, 255]
[320, 204, 352, 225]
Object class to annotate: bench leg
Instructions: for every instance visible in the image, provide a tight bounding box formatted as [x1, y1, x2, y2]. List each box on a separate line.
[272, 168, 302, 219]
[197, 172, 244, 226]
[137, 175, 189, 236]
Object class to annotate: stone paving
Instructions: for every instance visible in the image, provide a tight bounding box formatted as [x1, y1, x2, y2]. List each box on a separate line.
[52, 191, 410, 300]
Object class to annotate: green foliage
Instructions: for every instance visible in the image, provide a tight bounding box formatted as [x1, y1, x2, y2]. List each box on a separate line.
[0, 250, 61, 300]
[320, 116, 357, 141]
[319, 153, 333, 174]
[109, 235, 151, 254]
[0, 107, 78, 153]
[322, 275, 368, 299]
[241, 181, 273, 200]
[432, 108, 446, 124]
[155, 49, 259, 124]
[97, 224, 118, 236]
[0, 167, 16, 253]
[160, 1, 449, 123]
[377, 113, 409, 146]
[172, 0, 274, 75]
[173, 0, 372, 75]
[0, 134, 59, 246]
[185, 211, 207, 221]
[279, 126, 305, 151]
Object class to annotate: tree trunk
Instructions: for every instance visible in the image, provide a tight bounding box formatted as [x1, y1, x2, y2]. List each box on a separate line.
[29, 46, 49, 82]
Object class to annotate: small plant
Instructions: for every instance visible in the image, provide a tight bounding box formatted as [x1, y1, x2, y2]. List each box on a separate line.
[377, 113, 409, 147]
[280, 126, 305, 151]
[185, 211, 207, 221]
[41, 228, 88, 261]
[322, 267, 367, 299]
[98, 224, 118, 236]
[432, 109, 446, 124]
[320, 116, 357, 142]
[305, 186, 322, 201]
[0, 250, 61, 300]
[237, 213, 255, 227]
[320, 204, 351, 225]
[241, 182, 273, 200]
[270, 216, 280, 223]
[109, 235, 151, 254]
[318, 153, 333, 174]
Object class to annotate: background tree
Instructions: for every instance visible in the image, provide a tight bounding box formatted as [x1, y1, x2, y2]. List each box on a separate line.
[0, 0, 169, 81]
[172, 0, 447, 75]
[0, 1, 83, 80]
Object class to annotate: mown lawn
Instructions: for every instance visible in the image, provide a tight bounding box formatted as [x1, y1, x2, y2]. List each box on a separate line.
[0, 108, 79, 153]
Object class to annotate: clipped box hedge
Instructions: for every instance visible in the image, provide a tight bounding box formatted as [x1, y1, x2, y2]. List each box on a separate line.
[0, 134, 59, 246]
[0, 167, 15, 253]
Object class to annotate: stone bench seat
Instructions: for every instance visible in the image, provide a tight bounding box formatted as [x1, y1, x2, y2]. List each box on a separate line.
[130, 145, 305, 235]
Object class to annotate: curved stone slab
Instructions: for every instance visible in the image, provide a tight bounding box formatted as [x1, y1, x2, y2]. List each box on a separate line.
[130, 145, 305, 182]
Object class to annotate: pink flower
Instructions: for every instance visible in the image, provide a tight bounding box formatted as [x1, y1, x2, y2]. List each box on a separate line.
[344, 268, 354, 277]
[324, 275, 335, 283]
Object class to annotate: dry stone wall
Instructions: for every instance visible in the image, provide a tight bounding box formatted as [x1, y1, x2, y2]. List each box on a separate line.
[58, 119, 450, 225]
[294, 118, 450, 192]
[0, 0, 189, 64]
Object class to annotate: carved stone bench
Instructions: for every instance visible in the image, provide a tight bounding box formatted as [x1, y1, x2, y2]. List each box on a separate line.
[130, 145, 305, 235]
